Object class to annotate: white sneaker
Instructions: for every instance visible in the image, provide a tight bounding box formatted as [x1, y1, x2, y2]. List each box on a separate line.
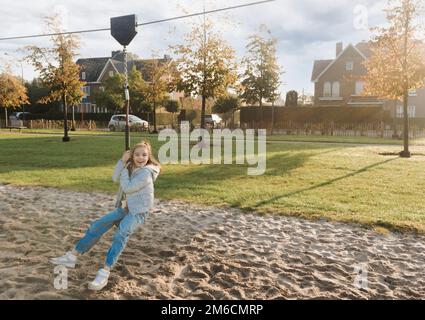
[88, 268, 110, 291]
[50, 251, 77, 268]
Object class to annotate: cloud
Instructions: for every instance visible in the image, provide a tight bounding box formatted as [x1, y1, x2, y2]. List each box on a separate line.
[0, 0, 389, 94]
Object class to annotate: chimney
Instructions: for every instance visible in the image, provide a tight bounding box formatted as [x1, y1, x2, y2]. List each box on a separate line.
[336, 42, 343, 57]
[111, 50, 121, 58]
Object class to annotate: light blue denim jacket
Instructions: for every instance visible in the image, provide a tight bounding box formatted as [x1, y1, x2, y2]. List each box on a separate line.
[112, 160, 160, 214]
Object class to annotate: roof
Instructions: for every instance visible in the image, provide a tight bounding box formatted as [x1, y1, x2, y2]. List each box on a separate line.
[78, 52, 172, 83]
[311, 43, 368, 82]
[311, 60, 333, 82]
[76, 57, 110, 82]
[355, 42, 372, 58]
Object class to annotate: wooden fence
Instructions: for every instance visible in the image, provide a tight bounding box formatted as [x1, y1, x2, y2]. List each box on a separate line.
[241, 120, 425, 139]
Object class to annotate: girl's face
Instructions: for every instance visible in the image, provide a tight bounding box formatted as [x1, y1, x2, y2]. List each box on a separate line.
[132, 146, 149, 168]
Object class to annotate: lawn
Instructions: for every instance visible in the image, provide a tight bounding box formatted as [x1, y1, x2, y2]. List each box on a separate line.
[1, 132, 424, 233]
[3, 128, 425, 145]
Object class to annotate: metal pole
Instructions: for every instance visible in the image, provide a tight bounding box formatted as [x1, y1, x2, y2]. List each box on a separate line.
[123, 46, 130, 150]
[61, 51, 70, 142]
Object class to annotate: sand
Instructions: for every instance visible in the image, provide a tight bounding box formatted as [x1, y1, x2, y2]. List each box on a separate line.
[0, 183, 424, 300]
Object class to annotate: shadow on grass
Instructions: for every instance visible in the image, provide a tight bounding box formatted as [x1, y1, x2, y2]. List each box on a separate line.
[156, 144, 350, 198]
[0, 135, 161, 173]
[251, 156, 398, 209]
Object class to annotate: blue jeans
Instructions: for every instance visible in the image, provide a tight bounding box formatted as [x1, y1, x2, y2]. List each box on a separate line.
[75, 207, 146, 268]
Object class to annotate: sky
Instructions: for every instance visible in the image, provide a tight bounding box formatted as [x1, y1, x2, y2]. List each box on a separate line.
[0, 0, 391, 98]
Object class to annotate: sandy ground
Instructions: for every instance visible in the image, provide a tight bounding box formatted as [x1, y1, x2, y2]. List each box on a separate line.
[0, 183, 424, 300]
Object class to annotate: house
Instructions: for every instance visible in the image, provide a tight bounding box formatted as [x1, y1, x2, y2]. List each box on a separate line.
[75, 51, 182, 113]
[311, 42, 425, 120]
[311, 41, 386, 108]
[396, 88, 425, 119]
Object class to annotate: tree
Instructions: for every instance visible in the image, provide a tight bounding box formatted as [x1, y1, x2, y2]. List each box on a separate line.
[363, 0, 425, 157]
[143, 58, 173, 133]
[95, 67, 150, 114]
[25, 15, 85, 141]
[212, 95, 240, 128]
[185, 109, 197, 131]
[171, 18, 238, 132]
[240, 25, 282, 107]
[95, 73, 126, 112]
[0, 70, 29, 127]
[26, 78, 60, 114]
[285, 90, 298, 107]
[164, 99, 180, 128]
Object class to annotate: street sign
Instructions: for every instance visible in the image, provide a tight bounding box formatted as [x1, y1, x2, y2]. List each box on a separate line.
[110, 15, 138, 46]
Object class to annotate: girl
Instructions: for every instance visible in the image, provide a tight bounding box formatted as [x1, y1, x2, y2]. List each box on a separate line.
[51, 141, 161, 291]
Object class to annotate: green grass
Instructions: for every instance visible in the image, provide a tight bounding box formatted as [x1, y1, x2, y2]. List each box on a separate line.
[0, 128, 151, 137]
[3, 128, 425, 146]
[1, 132, 425, 233]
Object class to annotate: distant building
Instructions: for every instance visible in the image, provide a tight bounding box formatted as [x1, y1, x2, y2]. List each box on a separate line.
[311, 42, 425, 118]
[75, 51, 182, 113]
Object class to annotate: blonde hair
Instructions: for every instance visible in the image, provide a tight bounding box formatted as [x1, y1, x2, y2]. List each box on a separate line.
[126, 140, 161, 175]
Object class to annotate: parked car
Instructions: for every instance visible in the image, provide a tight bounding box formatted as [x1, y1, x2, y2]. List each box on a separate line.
[204, 114, 222, 128]
[108, 114, 149, 132]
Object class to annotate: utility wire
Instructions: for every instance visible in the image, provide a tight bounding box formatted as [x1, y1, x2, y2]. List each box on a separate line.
[0, 0, 275, 41]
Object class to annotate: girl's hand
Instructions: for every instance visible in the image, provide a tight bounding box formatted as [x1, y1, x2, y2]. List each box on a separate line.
[121, 150, 130, 163]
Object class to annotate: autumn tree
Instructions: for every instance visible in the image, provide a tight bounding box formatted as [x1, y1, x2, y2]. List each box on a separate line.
[171, 18, 238, 131]
[143, 58, 174, 133]
[0, 69, 29, 127]
[240, 25, 282, 107]
[25, 15, 85, 142]
[363, 0, 425, 157]
[95, 67, 149, 114]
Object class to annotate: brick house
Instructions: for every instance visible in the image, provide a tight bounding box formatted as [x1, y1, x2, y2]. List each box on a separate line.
[311, 42, 425, 120]
[75, 51, 182, 113]
[396, 88, 425, 119]
[311, 42, 387, 108]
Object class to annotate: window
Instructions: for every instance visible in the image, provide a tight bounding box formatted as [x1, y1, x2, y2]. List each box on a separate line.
[332, 81, 340, 97]
[81, 72, 86, 80]
[408, 105, 416, 118]
[100, 86, 105, 92]
[355, 81, 365, 95]
[82, 86, 90, 97]
[346, 61, 353, 71]
[397, 105, 416, 118]
[109, 70, 114, 77]
[323, 82, 331, 97]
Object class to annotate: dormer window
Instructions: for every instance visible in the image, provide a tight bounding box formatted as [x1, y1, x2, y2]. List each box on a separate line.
[109, 71, 114, 77]
[81, 72, 86, 80]
[346, 61, 353, 71]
